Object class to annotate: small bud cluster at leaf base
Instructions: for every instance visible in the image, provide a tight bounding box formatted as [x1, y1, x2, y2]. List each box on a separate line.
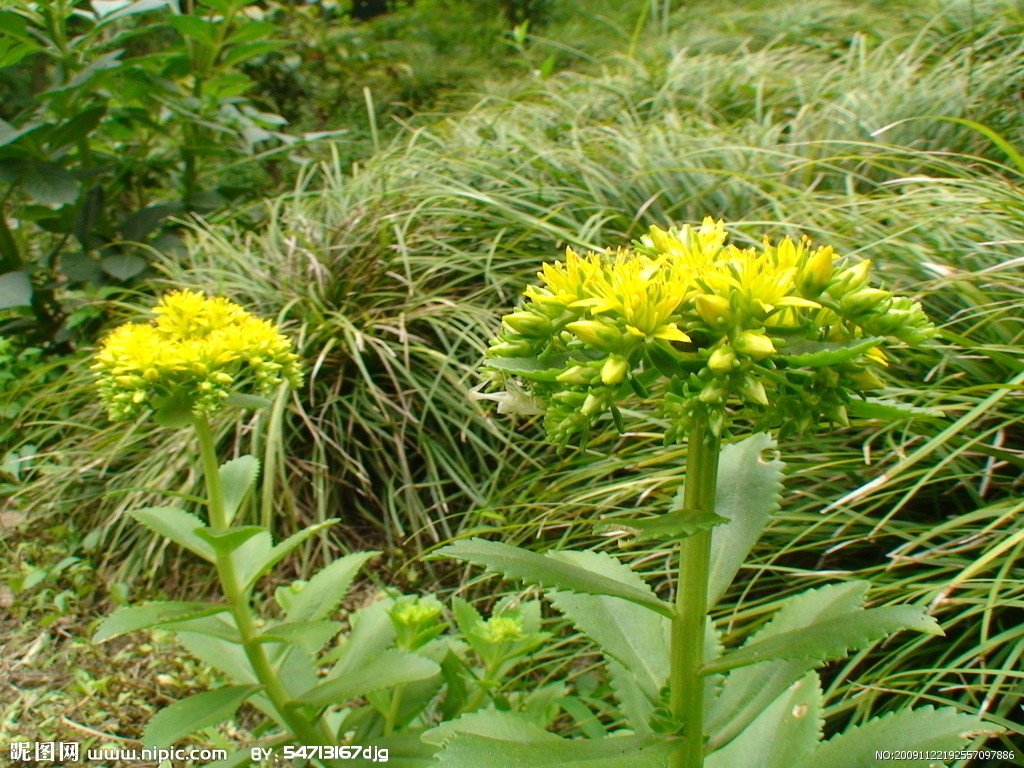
[482, 219, 936, 442]
[92, 290, 303, 421]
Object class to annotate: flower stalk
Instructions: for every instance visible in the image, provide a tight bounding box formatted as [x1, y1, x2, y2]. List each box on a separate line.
[193, 418, 330, 749]
[669, 413, 720, 768]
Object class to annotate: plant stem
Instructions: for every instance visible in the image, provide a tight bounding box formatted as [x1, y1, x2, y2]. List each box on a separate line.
[669, 414, 721, 768]
[193, 415, 330, 748]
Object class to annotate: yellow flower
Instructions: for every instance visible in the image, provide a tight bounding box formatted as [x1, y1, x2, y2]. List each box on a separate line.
[93, 290, 302, 421]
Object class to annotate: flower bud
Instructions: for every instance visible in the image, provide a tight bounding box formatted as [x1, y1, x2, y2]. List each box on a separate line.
[733, 330, 776, 359]
[502, 310, 550, 336]
[581, 392, 605, 416]
[829, 259, 872, 296]
[695, 294, 732, 327]
[565, 320, 623, 350]
[707, 345, 738, 374]
[600, 355, 630, 385]
[840, 287, 890, 316]
[556, 365, 597, 385]
[738, 376, 769, 406]
[488, 339, 534, 357]
[797, 245, 835, 295]
[698, 381, 728, 404]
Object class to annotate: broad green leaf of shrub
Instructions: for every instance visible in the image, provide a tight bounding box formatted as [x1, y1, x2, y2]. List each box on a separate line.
[706, 672, 822, 768]
[545, 551, 669, 709]
[143, 685, 257, 750]
[435, 539, 674, 618]
[284, 551, 378, 624]
[295, 649, 439, 707]
[706, 582, 868, 750]
[94, 601, 227, 642]
[791, 707, 984, 768]
[703, 433, 784, 608]
[218, 454, 259, 525]
[434, 733, 678, 768]
[126, 506, 215, 562]
[703, 606, 941, 675]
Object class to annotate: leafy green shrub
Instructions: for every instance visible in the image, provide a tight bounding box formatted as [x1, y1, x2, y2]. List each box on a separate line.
[0, 0, 291, 348]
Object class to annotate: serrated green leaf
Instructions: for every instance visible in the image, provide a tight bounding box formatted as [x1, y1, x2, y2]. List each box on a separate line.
[94, 601, 227, 642]
[706, 672, 821, 768]
[256, 620, 341, 655]
[792, 706, 983, 768]
[434, 733, 678, 768]
[218, 455, 260, 526]
[195, 525, 268, 555]
[295, 649, 439, 707]
[707, 582, 869, 750]
[703, 605, 941, 675]
[177, 630, 256, 685]
[285, 551, 378, 624]
[240, 518, 338, 591]
[160, 612, 239, 643]
[594, 509, 726, 543]
[326, 597, 395, 674]
[705, 433, 785, 608]
[423, 709, 560, 747]
[545, 551, 668, 710]
[436, 539, 674, 618]
[143, 685, 257, 750]
[127, 506, 215, 562]
[848, 397, 944, 421]
[779, 337, 885, 367]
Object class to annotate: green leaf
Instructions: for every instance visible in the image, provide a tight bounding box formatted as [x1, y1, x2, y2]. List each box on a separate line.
[593, 509, 726, 543]
[239, 518, 338, 591]
[142, 685, 257, 750]
[545, 551, 668, 711]
[284, 551, 378, 624]
[153, 390, 195, 428]
[848, 397, 943, 421]
[223, 392, 272, 409]
[100, 254, 147, 281]
[423, 709, 560, 747]
[707, 582, 868, 750]
[167, 15, 217, 45]
[779, 337, 885, 367]
[218, 455, 260, 526]
[94, 601, 227, 642]
[435, 539, 675, 619]
[792, 707, 983, 768]
[484, 356, 567, 380]
[21, 162, 78, 206]
[434, 733, 678, 768]
[326, 597, 395, 675]
[195, 525, 268, 555]
[0, 271, 33, 309]
[160, 612, 239, 643]
[177, 630, 256, 685]
[705, 433, 784, 608]
[221, 40, 286, 68]
[127, 506, 215, 562]
[295, 649, 439, 707]
[706, 672, 821, 768]
[703, 605, 941, 675]
[256, 620, 341, 655]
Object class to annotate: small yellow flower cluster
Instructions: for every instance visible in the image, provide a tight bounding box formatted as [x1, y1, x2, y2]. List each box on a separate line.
[93, 290, 303, 421]
[484, 219, 934, 440]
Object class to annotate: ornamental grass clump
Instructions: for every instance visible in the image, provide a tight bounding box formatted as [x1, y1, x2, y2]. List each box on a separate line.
[435, 221, 997, 768]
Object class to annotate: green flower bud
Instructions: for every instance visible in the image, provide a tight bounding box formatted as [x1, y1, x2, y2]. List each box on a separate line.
[556, 365, 597, 385]
[489, 339, 534, 357]
[738, 376, 769, 406]
[840, 287, 890, 315]
[707, 345, 738, 374]
[698, 381, 728, 404]
[481, 616, 524, 643]
[600, 354, 630, 385]
[695, 294, 732, 327]
[828, 259, 872, 296]
[565, 319, 624, 350]
[733, 330, 776, 359]
[503, 311, 551, 336]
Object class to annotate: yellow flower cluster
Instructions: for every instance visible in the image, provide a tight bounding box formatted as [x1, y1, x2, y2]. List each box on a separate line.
[484, 219, 935, 440]
[93, 290, 302, 421]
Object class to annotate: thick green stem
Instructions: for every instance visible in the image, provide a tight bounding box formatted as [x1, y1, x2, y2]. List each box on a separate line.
[193, 415, 330, 748]
[669, 415, 721, 768]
